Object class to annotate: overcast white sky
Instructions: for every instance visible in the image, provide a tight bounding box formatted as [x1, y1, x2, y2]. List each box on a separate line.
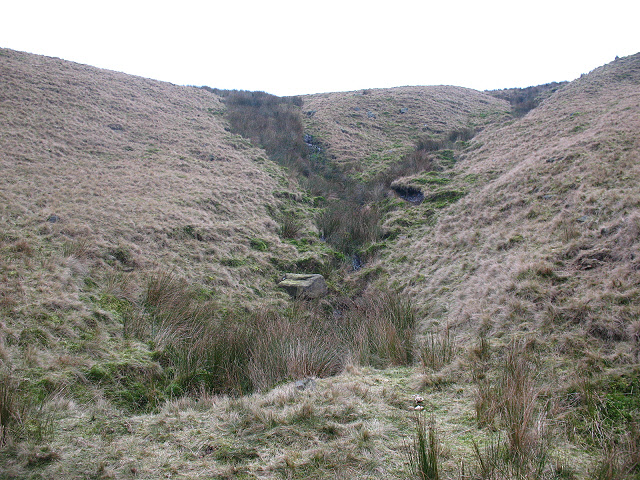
[2, 1, 639, 96]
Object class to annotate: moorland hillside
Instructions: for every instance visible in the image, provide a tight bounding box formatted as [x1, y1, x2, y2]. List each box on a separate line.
[1, 47, 639, 479]
[382, 53, 640, 351]
[0, 46, 315, 308]
[302, 86, 510, 180]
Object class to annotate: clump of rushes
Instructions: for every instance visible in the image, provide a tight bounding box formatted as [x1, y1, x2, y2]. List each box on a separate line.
[420, 328, 455, 371]
[138, 272, 417, 395]
[407, 413, 440, 480]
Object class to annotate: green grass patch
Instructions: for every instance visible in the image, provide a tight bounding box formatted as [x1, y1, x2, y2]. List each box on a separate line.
[423, 190, 465, 208]
[249, 238, 269, 251]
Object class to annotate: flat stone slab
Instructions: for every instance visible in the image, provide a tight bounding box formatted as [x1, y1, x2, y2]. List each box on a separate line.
[278, 273, 328, 299]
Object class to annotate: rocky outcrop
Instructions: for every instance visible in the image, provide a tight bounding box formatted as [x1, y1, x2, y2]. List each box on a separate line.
[278, 273, 328, 299]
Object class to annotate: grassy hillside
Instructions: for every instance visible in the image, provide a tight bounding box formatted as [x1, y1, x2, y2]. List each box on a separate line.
[1, 47, 639, 479]
[374, 53, 640, 476]
[1, 47, 334, 305]
[302, 86, 510, 181]
[384, 53, 640, 339]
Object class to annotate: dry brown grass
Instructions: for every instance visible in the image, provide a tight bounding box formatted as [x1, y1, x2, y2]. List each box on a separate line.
[2, 46, 638, 479]
[0, 47, 313, 312]
[302, 86, 510, 181]
[382, 54, 640, 354]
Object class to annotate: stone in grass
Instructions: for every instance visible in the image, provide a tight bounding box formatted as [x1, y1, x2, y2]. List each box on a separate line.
[295, 377, 316, 391]
[278, 273, 328, 299]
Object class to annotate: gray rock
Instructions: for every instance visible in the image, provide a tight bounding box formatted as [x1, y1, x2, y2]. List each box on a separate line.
[399, 107, 408, 114]
[278, 273, 328, 299]
[294, 377, 316, 391]
[366, 111, 376, 119]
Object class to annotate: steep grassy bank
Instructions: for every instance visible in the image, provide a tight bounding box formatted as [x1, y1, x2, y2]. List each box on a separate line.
[375, 53, 640, 477]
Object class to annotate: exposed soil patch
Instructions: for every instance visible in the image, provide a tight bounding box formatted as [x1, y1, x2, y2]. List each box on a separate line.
[392, 185, 424, 204]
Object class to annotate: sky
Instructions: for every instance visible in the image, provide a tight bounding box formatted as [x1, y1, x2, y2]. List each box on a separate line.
[1, 0, 639, 96]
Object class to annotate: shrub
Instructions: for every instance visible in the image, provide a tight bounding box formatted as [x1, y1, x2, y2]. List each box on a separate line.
[316, 202, 384, 256]
[487, 82, 567, 117]
[211, 89, 307, 168]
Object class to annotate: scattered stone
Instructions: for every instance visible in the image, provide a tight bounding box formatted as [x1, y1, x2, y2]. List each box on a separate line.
[399, 107, 408, 114]
[352, 254, 362, 271]
[47, 215, 59, 223]
[295, 377, 316, 391]
[107, 123, 124, 131]
[577, 215, 590, 223]
[366, 111, 376, 119]
[304, 110, 316, 117]
[278, 273, 328, 299]
[600, 223, 621, 236]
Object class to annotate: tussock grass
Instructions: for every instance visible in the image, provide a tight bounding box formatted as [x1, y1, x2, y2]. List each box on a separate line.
[382, 58, 640, 472]
[131, 272, 418, 395]
[420, 328, 455, 372]
[0, 369, 54, 447]
[0, 47, 313, 307]
[407, 414, 441, 480]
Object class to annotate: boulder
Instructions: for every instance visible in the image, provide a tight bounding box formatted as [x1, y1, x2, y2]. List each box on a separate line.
[278, 273, 328, 299]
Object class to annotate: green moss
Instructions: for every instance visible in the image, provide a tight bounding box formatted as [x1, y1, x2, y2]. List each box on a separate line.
[164, 382, 184, 398]
[463, 174, 479, 184]
[87, 364, 111, 382]
[436, 149, 456, 165]
[98, 294, 134, 321]
[602, 370, 640, 425]
[249, 238, 269, 251]
[413, 174, 451, 186]
[85, 345, 167, 412]
[208, 443, 260, 463]
[221, 257, 247, 267]
[19, 327, 49, 347]
[423, 190, 465, 208]
[286, 238, 313, 252]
